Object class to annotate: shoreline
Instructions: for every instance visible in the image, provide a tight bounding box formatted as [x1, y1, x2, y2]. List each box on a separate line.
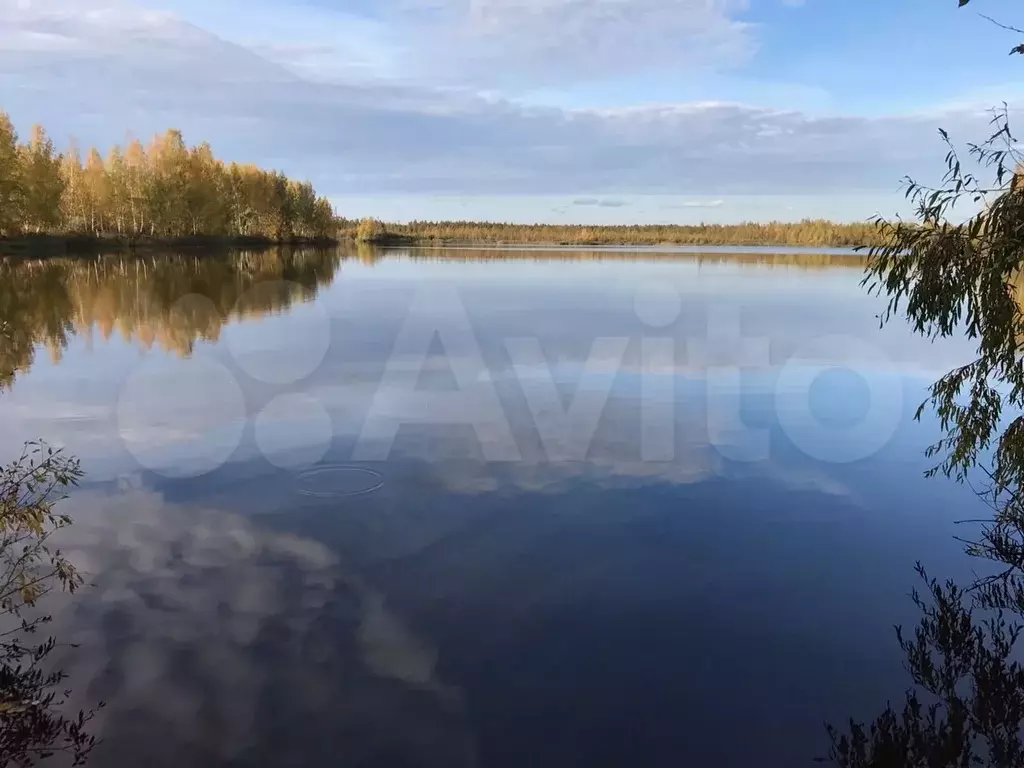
[0, 234, 340, 258]
[359, 236, 868, 250]
[0, 233, 872, 258]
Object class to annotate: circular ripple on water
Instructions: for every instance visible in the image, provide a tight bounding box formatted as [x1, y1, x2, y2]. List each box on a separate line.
[50, 414, 105, 426]
[296, 465, 384, 498]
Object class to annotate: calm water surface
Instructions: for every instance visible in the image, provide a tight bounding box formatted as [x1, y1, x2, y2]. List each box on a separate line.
[0, 246, 988, 767]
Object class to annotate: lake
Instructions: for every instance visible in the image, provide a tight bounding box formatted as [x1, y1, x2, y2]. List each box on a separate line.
[0, 245, 988, 767]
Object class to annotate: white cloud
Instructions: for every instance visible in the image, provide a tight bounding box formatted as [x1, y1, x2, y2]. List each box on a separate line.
[0, 0, 1000, 199]
[385, 0, 755, 86]
[664, 200, 726, 209]
[49, 482, 474, 765]
[573, 198, 630, 207]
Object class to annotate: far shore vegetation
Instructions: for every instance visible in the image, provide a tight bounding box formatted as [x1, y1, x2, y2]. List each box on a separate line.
[345, 216, 886, 248]
[0, 109, 887, 253]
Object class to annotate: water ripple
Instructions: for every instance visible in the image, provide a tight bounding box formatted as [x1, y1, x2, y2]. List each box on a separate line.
[296, 465, 384, 498]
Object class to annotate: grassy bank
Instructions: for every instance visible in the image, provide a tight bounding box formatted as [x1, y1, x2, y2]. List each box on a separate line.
[340, 217, 883, 248]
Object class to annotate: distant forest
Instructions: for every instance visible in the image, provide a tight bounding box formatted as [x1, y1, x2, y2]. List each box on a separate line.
[0, 110, 336, 242]
[0, 109, 886, 249]
[342, 218, 886, 248]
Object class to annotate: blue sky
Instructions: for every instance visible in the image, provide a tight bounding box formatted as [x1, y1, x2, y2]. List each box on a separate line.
[0, 0, 1020, 223]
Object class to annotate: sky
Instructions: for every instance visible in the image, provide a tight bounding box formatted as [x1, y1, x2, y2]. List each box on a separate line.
[0, 0, 1021, 223]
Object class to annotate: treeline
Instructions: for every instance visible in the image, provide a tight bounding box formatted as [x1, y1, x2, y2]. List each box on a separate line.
[340, 218, 885, 248]
[0, 111, 336, 242]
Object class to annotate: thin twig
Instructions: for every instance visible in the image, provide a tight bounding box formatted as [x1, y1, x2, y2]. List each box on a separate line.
[978, 13, 1024, 37]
